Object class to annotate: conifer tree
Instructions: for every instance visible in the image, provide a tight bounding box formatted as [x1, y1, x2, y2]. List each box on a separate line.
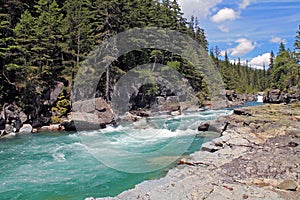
[294, 25, 300, 64]
[34, 0, 64, 82]
[14, 10, 37, 86]
[62, 0, 93, 84]
[0, 0, 24, 102]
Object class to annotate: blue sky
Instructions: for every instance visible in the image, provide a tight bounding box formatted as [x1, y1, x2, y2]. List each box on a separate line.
[178, 0, 300, 69]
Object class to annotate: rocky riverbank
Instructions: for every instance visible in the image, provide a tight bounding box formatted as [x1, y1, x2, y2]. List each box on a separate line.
[88, 103, 300, 200]
[0, 88, 255, 137]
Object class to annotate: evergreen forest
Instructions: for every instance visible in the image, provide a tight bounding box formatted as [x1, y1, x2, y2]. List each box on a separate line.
[0, 0, 300, 122]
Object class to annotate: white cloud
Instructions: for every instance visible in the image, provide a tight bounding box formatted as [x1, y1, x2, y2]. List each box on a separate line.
[270, 36, 286, 44]
[178, 0, 222, 19]
[229, 38, 256, 56]
[239, 0, 252, 9]
[249, 53, 270, 69]
[218, 25, 230, 32]
[211, 8, 240, 23]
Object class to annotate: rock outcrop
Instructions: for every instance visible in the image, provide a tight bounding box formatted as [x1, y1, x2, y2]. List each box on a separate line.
[202, 90, 256, 110]
[0, 80, 70, 136]
[68, 98, 115, 131]
[264, 87, 300, 104]
[0, 96, 117, 136]
[198, 116, 230, 134]
[19, 124, 33, 134]
[0, 103, 27, 136]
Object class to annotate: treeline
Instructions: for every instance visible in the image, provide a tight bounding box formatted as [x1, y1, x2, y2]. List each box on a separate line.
[210, 26, 300, 93]
[267, 40, 300, 90]
[210, 51, 267, 93]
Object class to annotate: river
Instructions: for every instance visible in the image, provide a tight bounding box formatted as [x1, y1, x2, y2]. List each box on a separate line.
[0, 109, 235, 200]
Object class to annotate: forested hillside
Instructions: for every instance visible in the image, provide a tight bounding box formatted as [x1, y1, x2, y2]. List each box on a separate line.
[210, 30, 300, 93]
[0, 0, 299, 126]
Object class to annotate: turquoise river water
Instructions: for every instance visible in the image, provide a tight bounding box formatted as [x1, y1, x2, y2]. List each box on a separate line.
[0, 108, 237, 200]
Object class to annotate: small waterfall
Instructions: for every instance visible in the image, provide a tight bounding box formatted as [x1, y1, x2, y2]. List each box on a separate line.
[256, 95, 263, 103]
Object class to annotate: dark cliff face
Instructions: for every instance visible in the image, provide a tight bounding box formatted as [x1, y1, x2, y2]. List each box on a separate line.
[0, 80, 70, 135]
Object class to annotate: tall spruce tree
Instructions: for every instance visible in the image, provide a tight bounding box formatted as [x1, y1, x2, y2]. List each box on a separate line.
[14, 10, 37, 87]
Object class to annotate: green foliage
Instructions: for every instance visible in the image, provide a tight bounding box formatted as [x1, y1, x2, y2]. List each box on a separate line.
[294, 25, 300, 64]
[210, 48, 267, 93]
[166, 61, 181, 71]
[268, 44, 299, 90]
[196, 81, 209, 106]
[51, 93, 71, 123]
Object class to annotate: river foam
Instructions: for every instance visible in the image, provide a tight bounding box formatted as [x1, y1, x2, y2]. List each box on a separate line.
[0, 108, 233, 200]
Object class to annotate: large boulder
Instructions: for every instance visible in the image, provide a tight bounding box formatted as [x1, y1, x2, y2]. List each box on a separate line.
[19, 124, 33, 134]
[233, 108, 252, 116]
[69, 98, 115, 131]
[50, 82, 64, 105]
[18, 111, 27, 124]
[263, 89, 284, 103]
[198, 123, 210, 132]
[198, 117, 230, 134]
[61, 120, 77, 132]
[1, 104, 26, 132]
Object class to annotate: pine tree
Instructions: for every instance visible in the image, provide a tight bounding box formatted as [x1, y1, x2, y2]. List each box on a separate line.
[279, 42, 286, 54]
[169, 0, 186, 31]
[188, 15, 195, 39]
[269, 51, 275, 69]
[14, 10, 37, 86]
[194, 17, 208, 51]
[294, 25, 300, 64]
[293, 25, 300, 85]
[268, 42, 298, 89]
[224, 51, 229, 66]
[214, 46, 221, 69]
